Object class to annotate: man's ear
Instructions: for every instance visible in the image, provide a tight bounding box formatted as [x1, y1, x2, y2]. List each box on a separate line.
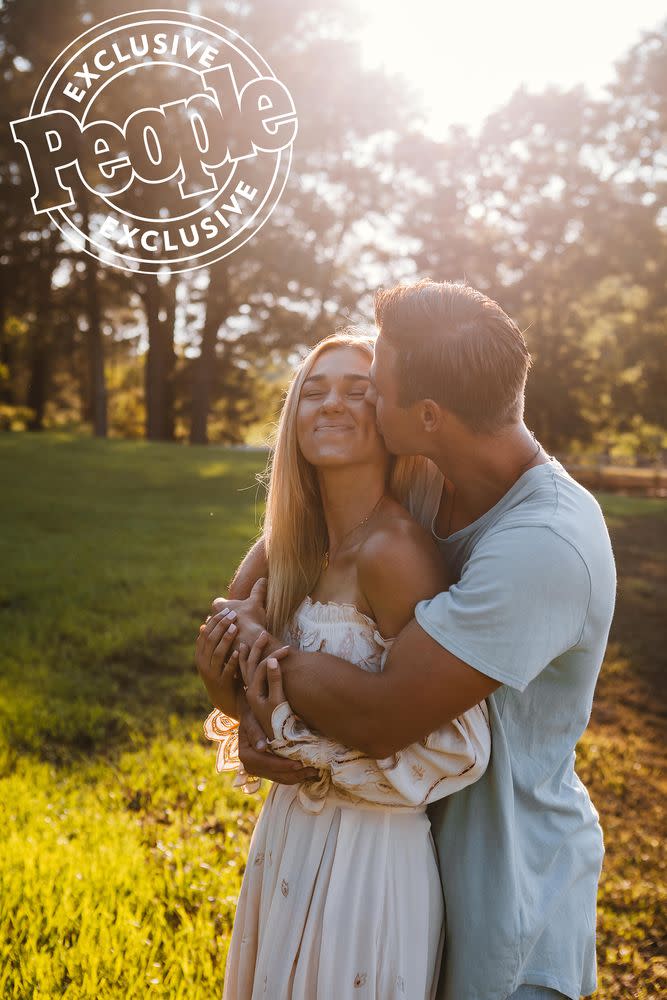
[420, 399, 443, 433]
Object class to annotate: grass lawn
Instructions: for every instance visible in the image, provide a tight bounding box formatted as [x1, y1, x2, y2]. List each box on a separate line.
[1, 433, 665, 999]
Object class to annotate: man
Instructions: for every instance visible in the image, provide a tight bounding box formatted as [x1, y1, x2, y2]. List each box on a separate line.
[197, 279, 616, 1000]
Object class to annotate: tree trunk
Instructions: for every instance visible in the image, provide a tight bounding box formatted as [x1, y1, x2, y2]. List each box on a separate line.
[0, 263, 13, 405]
[79, 191, 108, 437]
[190, 263, 231, 445]
[143, 276, 177, 440]
[26, 339, 48, 429]
[26, 235, 58, 430]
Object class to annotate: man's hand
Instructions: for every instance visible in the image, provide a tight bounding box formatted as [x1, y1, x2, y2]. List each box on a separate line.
[210, 577, 268, 655]
[238, 710, 319, 786]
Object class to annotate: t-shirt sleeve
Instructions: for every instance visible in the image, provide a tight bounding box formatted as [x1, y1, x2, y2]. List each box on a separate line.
[414, 525, 592, 692]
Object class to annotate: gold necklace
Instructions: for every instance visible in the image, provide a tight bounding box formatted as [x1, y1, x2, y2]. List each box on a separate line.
[323, 494, 385, 569]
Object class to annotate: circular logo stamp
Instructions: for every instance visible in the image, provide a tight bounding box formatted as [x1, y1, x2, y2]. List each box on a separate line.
[10, 8, 298, 273]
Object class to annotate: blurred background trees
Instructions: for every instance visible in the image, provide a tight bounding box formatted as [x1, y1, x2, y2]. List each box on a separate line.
[1, 0, 665, 458]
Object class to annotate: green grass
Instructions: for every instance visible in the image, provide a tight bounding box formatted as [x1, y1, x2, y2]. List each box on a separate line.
[0, 433, 268, 999]
[0, 433, 665, 998]
[0, 434, 267, 768]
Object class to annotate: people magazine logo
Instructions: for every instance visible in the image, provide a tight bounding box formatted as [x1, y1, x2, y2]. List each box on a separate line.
[10, 8, 298, 274]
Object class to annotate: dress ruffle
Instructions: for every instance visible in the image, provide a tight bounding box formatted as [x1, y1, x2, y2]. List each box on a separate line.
[203, 708, 261, 794]
[203, 596, 393, 796]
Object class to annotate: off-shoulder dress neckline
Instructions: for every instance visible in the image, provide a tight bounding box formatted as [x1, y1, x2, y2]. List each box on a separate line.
[301, 594, 395, 641]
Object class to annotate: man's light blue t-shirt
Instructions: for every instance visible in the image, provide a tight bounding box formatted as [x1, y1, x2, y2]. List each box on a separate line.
[415, 460, 616, 1000]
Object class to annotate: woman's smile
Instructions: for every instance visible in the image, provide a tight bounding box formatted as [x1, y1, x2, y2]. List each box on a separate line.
[294, 345, 389, 469]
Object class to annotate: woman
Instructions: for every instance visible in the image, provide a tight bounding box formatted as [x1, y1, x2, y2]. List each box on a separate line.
[199, 331, 491, 999]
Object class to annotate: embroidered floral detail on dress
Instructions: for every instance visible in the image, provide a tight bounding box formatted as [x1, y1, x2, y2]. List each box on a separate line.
[411, 763, 425, 780]
[202, 709, 239, 771]
[202, 708, 261, 793]
[353, 972, 367, 987]
[396, 974, 405, 992]
[337, 629, 356, 661]
[281, 879, 289, 897]
[289, 621, 304, 646]
[254, 852, 265, 866]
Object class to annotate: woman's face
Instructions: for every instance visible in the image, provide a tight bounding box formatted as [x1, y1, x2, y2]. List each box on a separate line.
[296, 346, 388, 470]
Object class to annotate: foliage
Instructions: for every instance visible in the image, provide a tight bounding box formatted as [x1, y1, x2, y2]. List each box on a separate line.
[0, 402, 34, 430]
[0, 4, 664, 452]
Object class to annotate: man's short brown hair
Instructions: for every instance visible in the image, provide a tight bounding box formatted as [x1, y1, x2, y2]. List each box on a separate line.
[374, 279, 532, 433]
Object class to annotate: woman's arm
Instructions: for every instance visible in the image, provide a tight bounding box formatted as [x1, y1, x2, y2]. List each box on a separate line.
[197, 537, 266, 714]
[203, 534, 319, 786]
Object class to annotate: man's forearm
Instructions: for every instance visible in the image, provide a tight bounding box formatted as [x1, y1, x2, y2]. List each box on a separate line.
[229, 610, 496, 759]
[280, 647, 385, 756]
[274, 619, 500, 759]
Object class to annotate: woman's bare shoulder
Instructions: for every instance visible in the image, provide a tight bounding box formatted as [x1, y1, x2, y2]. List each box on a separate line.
[363, 498, 441, 566]
[357, 500, 448, 634]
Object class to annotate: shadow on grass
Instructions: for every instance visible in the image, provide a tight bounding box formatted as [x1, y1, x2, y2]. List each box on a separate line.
[581, 500, 667, 999]
[594, 505, 667, 737]
[0, 614, 212, 771]
[0, 434, 269, 773]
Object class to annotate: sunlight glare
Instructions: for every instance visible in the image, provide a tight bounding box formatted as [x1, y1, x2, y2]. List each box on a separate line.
[357, 0, 666, 134]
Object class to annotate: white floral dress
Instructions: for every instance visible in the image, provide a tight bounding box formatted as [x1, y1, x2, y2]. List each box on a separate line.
[204, 597, 491, 1000]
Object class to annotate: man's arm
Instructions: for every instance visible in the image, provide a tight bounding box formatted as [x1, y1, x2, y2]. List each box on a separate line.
[279, 525, 592, 757]
[279, 624, 499, 758]
[218, 583, 498, 758]
[227, 537, 267, 600]
[221, 619, 496, 759]
[226, 523, 499, 758]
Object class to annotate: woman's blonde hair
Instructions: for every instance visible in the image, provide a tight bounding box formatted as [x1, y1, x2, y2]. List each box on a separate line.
[263, 329, 444, 636]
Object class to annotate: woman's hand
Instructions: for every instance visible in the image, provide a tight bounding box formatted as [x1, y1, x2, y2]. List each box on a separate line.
[239, 631, 291, 737]
[237, 712, 319, 786]
[195, 608, 243, 717]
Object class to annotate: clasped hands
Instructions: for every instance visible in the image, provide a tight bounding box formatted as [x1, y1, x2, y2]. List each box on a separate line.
[195, 578, 319, 786]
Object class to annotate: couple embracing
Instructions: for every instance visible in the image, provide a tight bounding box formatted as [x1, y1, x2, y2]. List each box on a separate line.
[196, 279, 616, 1000]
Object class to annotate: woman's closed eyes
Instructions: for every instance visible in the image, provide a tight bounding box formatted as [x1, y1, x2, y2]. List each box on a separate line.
[302, 389, 367, 400]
